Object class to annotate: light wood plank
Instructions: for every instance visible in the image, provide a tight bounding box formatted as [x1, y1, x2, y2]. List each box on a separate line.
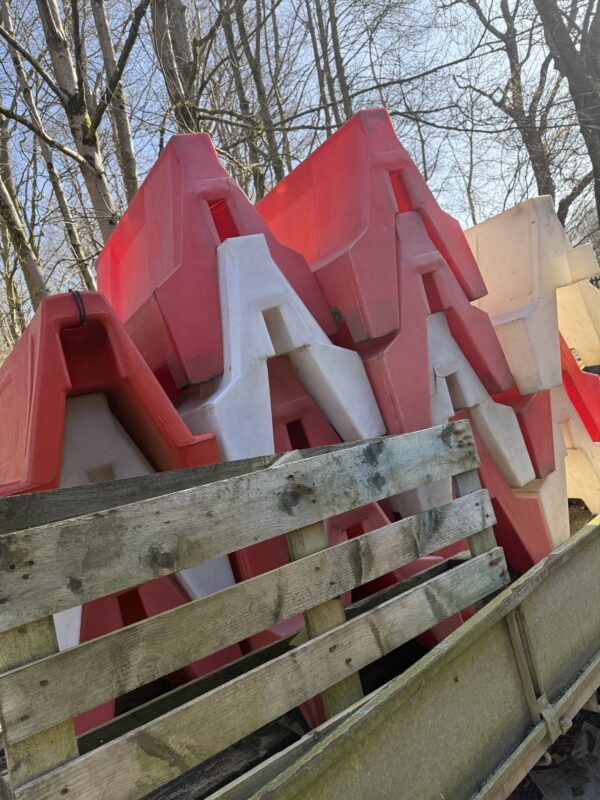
[0, 423, 478, 632]
[79, 558, 461, 756]
[0, 619, 78, 789]
[78, 637, 298, 754]
[455, 469, 497, 555]
[0, 491, 493, 744]
[287, 520, 363, 718]
[13, 550, 508, 800]
[79, 558, 467, 755]
[0, 441, 368, 535]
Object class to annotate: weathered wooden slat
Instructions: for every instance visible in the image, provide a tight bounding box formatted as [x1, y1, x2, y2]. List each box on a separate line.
[0, 490, 493, 744]
[13, 550, 508, 800]
[78, 637, 299, 754]
[0, 458, 273, 535]
[286, 520, 364, 718]
[0, 423, 478, 632]
[79, 558, 464, 755]
[0, 441, 367, 535]
[0, 618, 78, 789]
[454, 469, 497, 555]
[142, 719, 300, 800]
[80, 558, 458, 755]
[207, 708, 360, 800]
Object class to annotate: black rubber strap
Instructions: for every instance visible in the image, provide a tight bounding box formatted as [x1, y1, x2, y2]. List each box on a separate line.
[69, 290, 88, 326]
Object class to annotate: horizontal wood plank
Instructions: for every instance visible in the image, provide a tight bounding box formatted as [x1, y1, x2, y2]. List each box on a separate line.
[0, 490, 493, 744]
[0, 441, 369, 535]
[142, 719, 300, 800]
[78, 637, 299, 754]
[0, 618, 78, 789]
[0, 423, 478, 632]
[80, 558, 467, 755]
[14, 550, 508, 800]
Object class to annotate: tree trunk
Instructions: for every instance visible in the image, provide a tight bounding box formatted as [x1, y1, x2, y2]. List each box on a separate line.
[0, 180, 48, 309]
[91, 0, 139, 203]
[1, 0, 95, 289]
[234, 0, 284, 183]
[314, 0, 343, 126]
[221, 1, 265, 197]
[152, 0, 199, 131]
[533, 0, 600, 228]
[326, 0, 352, 118]
[304, 0, 333, 134]
[36, 0, 119, 243]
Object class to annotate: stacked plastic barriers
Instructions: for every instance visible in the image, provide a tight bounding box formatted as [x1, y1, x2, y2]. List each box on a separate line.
[1, 108, 598, 731]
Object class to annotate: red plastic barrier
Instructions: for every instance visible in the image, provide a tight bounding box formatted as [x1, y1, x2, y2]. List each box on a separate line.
[268, 355, 470, 650]
[494, 388, 556, 479]
[453, 411, 553, 573]
[561, 335, 600, 442]
[0, 293, 219, 494]
[257, 109, 514, 412]
[257, 110, 558, 574]
[96, 134, 334, 394]
[0, 293, 240, 734]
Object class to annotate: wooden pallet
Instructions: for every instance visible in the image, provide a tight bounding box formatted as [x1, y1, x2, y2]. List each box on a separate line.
[0, 422, 506, 799]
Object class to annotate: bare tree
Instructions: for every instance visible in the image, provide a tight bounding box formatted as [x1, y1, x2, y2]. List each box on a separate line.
[533, 0, 600, 230]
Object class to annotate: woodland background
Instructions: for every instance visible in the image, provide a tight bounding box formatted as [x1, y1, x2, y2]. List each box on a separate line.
[1, 0, 600, 358]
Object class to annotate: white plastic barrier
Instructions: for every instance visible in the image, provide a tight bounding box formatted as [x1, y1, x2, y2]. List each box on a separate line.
[466, 196, 599, 393]
[178, 234, 386, 639]
[515, 422, 570, 548]
[557, 279, 600, 367]
[390, 311, 537, 519]
[54, 393, 236, 650]
[552, 385, 600, 514]
[178, 234, 386, 458]
[427, 312, 535, 488]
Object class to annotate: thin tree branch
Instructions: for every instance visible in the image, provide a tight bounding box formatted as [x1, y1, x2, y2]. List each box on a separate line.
[0, 105, 86, 164]
[557, 170, 595, 224]
[0, 23, 64, 103]
[90, 0, 152, 132]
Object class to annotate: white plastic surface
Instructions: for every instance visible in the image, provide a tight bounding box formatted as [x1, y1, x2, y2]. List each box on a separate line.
[427, 312, 535, 488]
[178, 234, 386, 459]
[466, 197, 599, 393]
[390, 310, 538, 519]
[552, 385, 600, 514]
[54, 393, 236, 651]
[557, 279, 600, 367]
[516, 421, 570, 548]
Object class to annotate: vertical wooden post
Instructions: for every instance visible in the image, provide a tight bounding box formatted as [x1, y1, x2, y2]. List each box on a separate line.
[272, 450, 363, 718]
[454, 469, 497, 556]
[287, 521, 364, 718]
[0, 617, 78, 792]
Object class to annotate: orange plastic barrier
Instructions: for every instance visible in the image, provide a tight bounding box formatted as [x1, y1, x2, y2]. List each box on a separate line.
[257, 109, 555, 570]
[494, 388, 556, 479]
[453, 411, 553, 572]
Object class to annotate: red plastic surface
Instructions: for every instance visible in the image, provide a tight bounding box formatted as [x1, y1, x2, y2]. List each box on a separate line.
[0, 293, 241, 734]
[257, 110, 514, 436]
[453, 411, 553, 573]
[561, 335, 600, 442]
[0, 293, 220, 494]
[97, 134, 335, 392]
